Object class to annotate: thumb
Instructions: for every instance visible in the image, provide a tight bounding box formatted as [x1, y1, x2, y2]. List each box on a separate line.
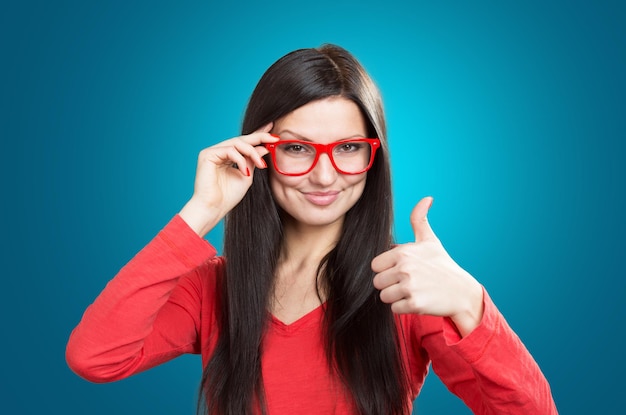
[410, 196, 436, 242]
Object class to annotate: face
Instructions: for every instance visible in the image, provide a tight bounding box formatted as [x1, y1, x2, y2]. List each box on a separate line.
[269, 96, 370, 230]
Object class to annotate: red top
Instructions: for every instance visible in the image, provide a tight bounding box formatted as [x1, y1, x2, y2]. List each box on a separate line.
[66, 215, 558, 414]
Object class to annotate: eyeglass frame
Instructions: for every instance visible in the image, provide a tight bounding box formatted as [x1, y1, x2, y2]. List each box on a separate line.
[263, 136, 381, 176]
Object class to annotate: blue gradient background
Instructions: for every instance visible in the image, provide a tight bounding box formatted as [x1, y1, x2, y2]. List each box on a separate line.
[2, 0, 624, 413]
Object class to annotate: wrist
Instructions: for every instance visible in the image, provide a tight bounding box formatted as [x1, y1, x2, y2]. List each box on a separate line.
[450, 282, 484, 338]
[178, 197, 223, 238]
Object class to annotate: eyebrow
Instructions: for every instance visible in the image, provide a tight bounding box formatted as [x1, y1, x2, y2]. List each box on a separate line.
[276, 129, 367, 142]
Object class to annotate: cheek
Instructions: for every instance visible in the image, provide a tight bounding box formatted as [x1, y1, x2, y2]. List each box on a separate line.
[268, 170, 302, 196]
[345, 174, 367, 194]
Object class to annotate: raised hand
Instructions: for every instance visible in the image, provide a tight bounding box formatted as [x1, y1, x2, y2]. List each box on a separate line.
[371, 197, 484, 337]
[178, 123, 279, 237]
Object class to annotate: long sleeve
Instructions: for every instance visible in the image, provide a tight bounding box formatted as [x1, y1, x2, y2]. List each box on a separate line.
[411, 288, 558, 414]
[65, 215, 220, 383]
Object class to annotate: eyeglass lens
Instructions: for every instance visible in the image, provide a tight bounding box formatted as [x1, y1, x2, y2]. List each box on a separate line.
[274, 141, 373, 174]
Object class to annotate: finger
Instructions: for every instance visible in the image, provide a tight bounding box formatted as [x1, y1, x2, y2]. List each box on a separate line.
[245, 131, 279, 169]
[378, 284, 406, 306]
[249, 122, 279, 144]
[232, 141, 268, 170]
[372, 269, 399, 290]
[255, 145, 270, 163]
[220, 147, 252, 177]
[390, 299, 415, 315]
[371, 250, 397, 274]
[232, 124, 279, 148]
[213, 135, 270, 172]
[254, 122, 273, 134]
[411, 196, 437, 243]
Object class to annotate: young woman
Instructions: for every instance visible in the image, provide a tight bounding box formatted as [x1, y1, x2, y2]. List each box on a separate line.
[66, 44, 558, 414]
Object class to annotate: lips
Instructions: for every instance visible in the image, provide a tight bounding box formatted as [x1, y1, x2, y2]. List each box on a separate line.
[303, 191, 340, 206]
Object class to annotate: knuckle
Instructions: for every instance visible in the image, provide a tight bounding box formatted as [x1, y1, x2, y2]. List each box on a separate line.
[379, 289, 391, 303]
[199, 148, 211, 157]
[407, 298, 422, 313]
[198, 148, 214, 163]
[396, 263, 413, 279]
[372, 276, 380, 289]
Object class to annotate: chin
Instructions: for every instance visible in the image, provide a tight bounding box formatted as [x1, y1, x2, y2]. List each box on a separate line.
[281, 208, 346, 229]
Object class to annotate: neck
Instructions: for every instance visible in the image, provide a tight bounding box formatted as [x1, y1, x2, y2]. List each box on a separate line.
[269, 217, 342, 324]
[280, 216, 343, 267]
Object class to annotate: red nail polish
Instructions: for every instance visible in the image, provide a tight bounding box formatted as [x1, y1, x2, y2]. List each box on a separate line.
[246, 167, 251, 177]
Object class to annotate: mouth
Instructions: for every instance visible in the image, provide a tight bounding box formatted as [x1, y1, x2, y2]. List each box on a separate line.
[303, 191, 340, 206]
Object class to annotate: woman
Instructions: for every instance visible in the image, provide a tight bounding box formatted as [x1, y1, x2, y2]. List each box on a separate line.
[66, 44, 558, 414]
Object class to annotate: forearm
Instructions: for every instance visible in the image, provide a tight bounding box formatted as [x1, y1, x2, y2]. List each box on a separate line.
[65, 215, 216, 382]
[427, 290, 558, 414]
[178, 197, 226, 238]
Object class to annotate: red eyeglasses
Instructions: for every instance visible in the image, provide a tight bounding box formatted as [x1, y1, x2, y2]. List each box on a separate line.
[264, 137, 380, 176]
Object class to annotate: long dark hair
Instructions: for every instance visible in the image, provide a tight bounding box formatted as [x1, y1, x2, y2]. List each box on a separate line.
[199, 44, 410, 415]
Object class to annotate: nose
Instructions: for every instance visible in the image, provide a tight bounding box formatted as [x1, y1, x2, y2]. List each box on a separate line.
[308, 153, 338, 185]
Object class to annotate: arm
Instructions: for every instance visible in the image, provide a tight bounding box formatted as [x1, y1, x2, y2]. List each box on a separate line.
[373, 198, 557, 413]
[418, 289, 558, 414]
[66, 127, 279, 382]
[65, 215, 217, 382]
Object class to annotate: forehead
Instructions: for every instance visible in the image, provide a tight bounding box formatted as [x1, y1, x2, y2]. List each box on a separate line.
[273, 96, 367, 143]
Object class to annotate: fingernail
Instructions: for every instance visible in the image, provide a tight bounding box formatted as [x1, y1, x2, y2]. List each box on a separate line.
[261, 159, 267, 168]
[246, 167, 251, 177]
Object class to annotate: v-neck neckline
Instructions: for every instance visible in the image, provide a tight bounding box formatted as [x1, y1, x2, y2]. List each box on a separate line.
[269, 303, 325, 333]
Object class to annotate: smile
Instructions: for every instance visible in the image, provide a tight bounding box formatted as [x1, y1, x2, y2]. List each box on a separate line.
[303, 191, 340, 206]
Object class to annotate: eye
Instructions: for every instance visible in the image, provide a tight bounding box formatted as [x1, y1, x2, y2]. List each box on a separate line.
[279, 142, 315, 155]
[286, 144, 305, 152]
[335, 142, 364, 153]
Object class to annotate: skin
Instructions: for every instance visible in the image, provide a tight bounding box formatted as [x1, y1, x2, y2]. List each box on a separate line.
[371, 197, 484, 337]
[268, 97, 370, 323]
[179, 96, 484, 335]
[268, 97, 369, 233]
[178, 123, 278, 237]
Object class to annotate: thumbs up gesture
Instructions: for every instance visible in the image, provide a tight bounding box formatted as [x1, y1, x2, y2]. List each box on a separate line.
[372, 197, 485, 337]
